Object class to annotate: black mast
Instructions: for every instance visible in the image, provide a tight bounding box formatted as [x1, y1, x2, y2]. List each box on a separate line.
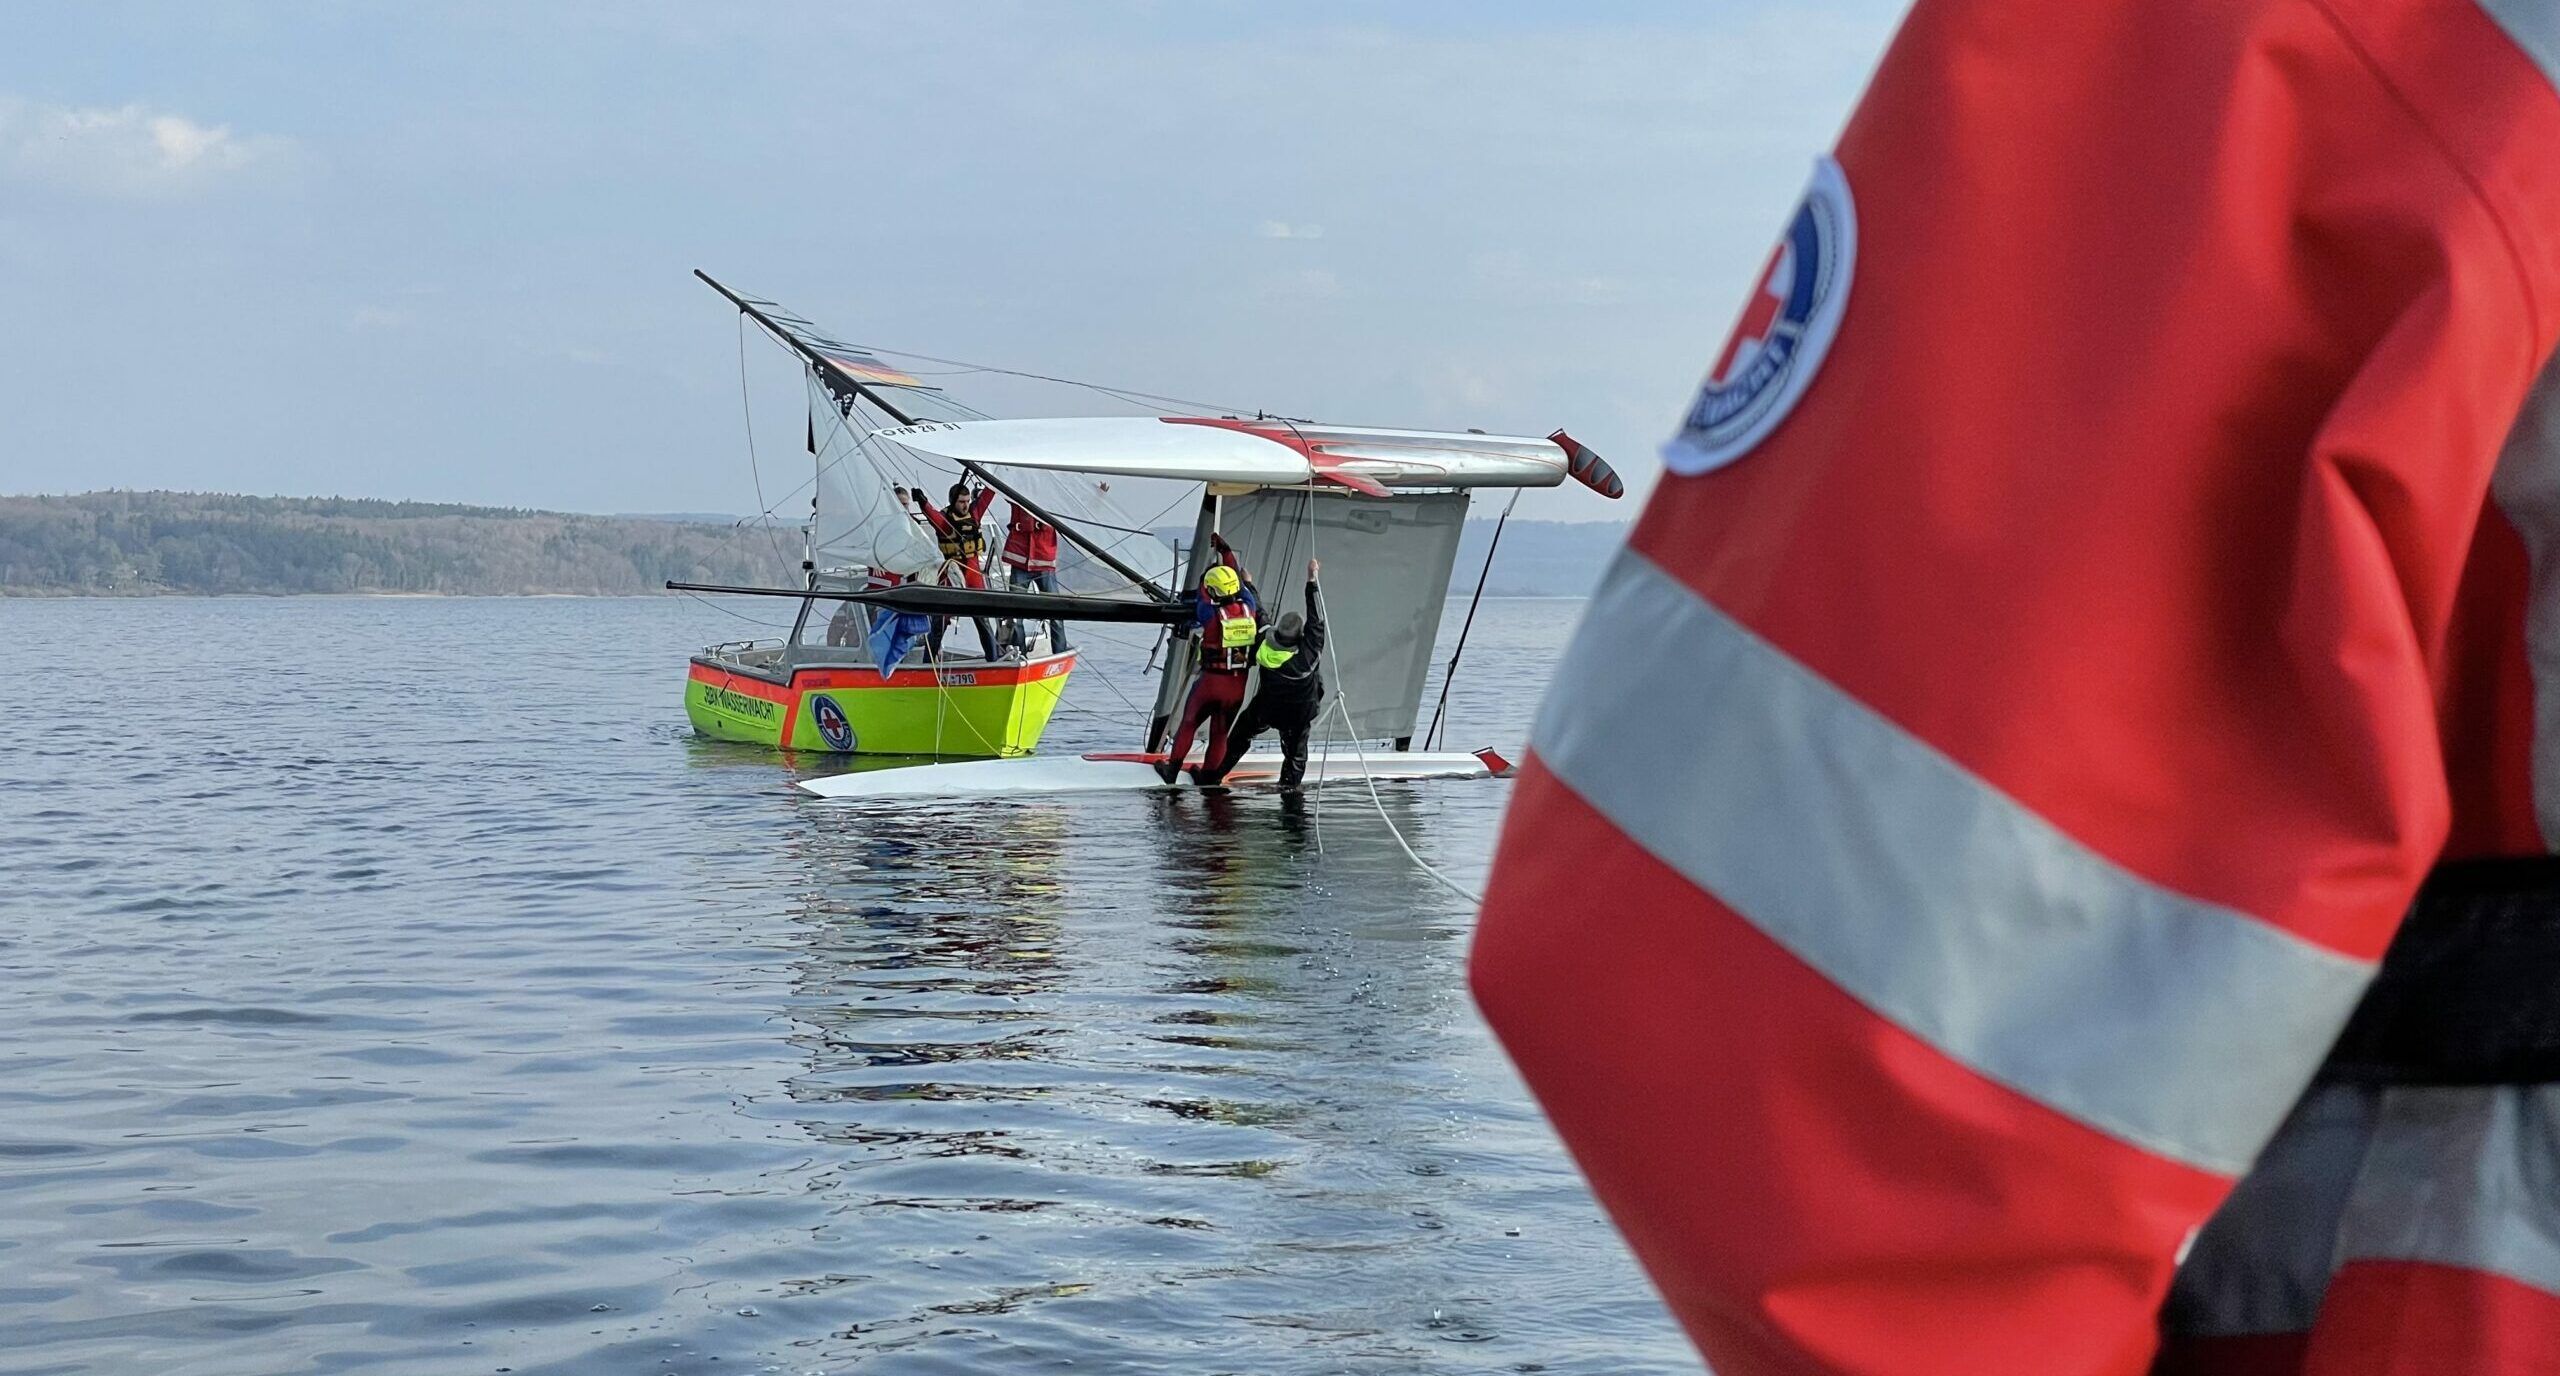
[693, 269, 1173, 601]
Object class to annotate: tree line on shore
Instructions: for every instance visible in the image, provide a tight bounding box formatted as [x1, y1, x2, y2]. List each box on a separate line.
[0, 490, 1629, 598]
[0, 491, 789, 595]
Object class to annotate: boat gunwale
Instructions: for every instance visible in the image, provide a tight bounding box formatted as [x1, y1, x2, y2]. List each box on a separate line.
[687, 648, 1078, 693]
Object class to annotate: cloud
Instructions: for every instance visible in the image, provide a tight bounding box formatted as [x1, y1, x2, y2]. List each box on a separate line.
[0, 96, 291, 198]
[348, 306, 411, 331]
[1256, 220, 1325, 240]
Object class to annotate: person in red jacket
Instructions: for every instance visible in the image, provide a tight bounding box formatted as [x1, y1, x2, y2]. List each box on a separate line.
[1000, 502, 1071, 653]
[1157, 533, 1259, 785]
[1470, 4, 2560, 1374]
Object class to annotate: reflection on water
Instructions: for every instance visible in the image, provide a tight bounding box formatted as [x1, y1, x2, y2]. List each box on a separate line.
[0, 595, 1696, 1375]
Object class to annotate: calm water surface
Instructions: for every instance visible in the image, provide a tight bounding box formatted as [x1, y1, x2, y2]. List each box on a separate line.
[0, 595, 1696, 1375]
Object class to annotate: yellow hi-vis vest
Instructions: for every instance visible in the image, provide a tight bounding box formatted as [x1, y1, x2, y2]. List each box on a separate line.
[1255, 638, 1297, 671]
[1204, 600, 1258, 670]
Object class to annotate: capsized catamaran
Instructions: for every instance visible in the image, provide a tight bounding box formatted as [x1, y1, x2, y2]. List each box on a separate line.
[670, 268, 1626, 794]
[680, 273, 1179, 758]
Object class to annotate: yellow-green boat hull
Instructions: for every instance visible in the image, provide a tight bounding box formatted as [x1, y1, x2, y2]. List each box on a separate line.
[686, 651, 1075, 758]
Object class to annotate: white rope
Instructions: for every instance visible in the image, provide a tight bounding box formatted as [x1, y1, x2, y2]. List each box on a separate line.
[1303, 508, 1483, 908]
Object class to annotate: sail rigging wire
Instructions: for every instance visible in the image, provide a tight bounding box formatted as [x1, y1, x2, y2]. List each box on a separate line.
[1311, 575, 1484, 909]
[1423, 487, 1520, 751]
[838, 343, 1252, 418]
[1287, 481, 1483, 907]
[735, 314, 798, 573]
[679, 587, 796, 631]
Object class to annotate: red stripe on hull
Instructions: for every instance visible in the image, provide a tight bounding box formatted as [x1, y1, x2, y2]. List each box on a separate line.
[688, 661, 793, 703]
[1472, 759, 2230, 1376]
[786, 652, 1075, 693]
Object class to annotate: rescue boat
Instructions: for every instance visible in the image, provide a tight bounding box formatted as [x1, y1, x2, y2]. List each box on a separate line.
[684, 640, 1075, 757]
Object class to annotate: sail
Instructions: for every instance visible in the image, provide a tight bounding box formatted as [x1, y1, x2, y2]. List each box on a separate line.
[813, 383, 1171, 599]
[809, 373, 941, 581]
[808, 373, 1175, 597]
[1219, 488, 1471, 743]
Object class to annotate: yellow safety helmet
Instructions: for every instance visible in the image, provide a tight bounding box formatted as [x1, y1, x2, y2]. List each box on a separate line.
[1202, 564, 1242, 599]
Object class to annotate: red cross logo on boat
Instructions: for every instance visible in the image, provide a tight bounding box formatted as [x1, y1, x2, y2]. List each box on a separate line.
[1712, 244, 1795, 386]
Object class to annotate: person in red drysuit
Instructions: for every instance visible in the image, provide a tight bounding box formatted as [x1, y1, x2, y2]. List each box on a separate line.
[1157, 533, 1260, 785]
[1468, 2, 2560, 1374]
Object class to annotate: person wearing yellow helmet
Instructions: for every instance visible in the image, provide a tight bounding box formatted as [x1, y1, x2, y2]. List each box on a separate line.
[1157, 532, 1262, 785]
[1199, 557, 1325, 790]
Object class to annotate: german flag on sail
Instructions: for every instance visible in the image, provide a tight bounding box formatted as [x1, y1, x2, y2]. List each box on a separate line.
[819, 350, 925, 389]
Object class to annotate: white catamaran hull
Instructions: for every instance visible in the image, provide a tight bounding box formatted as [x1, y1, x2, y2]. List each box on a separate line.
[795, 749, 1512, 801]
[870, 416, 1575, 493]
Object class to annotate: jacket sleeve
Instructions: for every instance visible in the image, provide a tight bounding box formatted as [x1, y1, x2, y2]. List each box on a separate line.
[972, 488, 995, 522]
[1303, 579, 1325, 657]
[1471, 3, 2560, 1374]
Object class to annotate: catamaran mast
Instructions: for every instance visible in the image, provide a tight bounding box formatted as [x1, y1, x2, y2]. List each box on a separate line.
[1144, 489, 1222, 752]
[694, 269, 1173, 602]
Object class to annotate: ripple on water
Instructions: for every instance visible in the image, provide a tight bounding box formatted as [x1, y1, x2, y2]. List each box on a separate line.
[0, 595, 1694, 1375]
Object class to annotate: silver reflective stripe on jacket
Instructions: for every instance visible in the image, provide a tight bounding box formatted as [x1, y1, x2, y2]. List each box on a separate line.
[2335, 1086, 2560, 1296]
[1532, 550, 2376, 1174]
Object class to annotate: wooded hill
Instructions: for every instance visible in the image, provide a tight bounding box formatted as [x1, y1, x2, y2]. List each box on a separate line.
[0, 490, 1630, 597]
[0, 491, 789, 596]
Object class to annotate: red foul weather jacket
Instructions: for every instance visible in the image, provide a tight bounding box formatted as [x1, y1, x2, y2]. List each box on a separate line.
[1471, 2, 2560, 1374]
[1002, 504, 1061, 573]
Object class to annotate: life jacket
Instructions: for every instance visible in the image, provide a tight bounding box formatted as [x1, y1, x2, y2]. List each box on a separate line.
[1469, 4, 2560, 1374]
[1201, 598, 1257, 671]
[936, 504, 986, 562]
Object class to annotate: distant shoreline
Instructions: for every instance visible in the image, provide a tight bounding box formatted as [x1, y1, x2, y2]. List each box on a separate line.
[4, 589, 1592, 602]
[2, 490, 1621, 599]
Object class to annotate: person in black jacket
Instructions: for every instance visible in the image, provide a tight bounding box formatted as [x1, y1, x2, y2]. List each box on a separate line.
[1199, 559, 1326, 790]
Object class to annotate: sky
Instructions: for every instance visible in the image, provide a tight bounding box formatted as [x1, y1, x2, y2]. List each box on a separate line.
[0, 2, 1908, 521]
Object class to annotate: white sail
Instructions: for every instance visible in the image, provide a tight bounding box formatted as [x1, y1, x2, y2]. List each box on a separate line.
[1220, 488, 1471, 743]
[805, 373, 1181, 597]
[809, 375, 942, 581]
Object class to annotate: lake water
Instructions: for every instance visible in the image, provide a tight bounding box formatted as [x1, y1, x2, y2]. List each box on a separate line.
[0, 595, 1699, 1376]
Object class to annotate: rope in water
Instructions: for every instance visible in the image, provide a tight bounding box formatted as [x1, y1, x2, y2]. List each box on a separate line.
[1292, 480, 1484, 907]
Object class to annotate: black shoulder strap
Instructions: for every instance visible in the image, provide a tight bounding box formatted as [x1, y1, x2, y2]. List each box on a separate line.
[2318, 857, 2560, 1086]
